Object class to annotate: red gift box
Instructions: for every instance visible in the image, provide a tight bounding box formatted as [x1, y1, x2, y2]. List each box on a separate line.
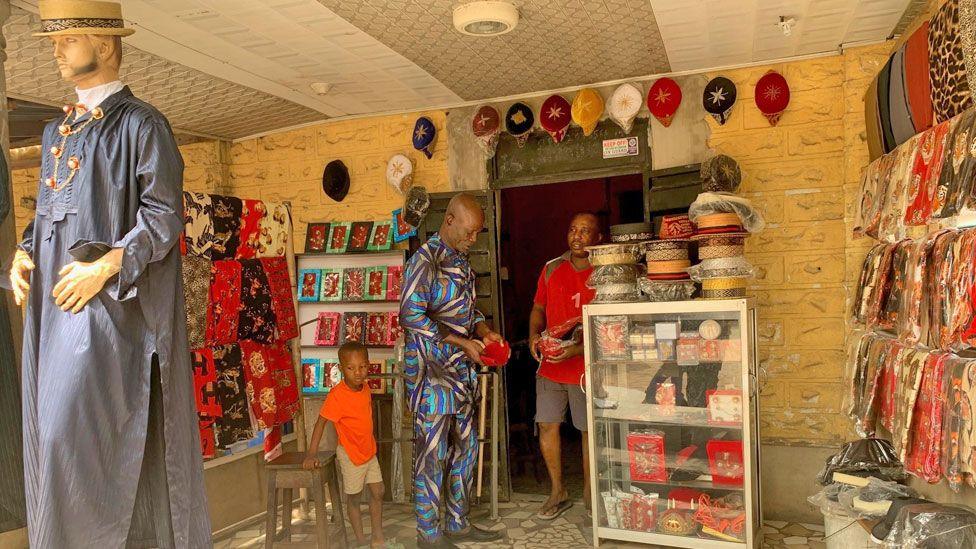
[385, 312, 402, 346]
[365, 312, 389, 346]
[627, 431, 667, 482]
[386, 265, 403, 300]
[367, 361, 385, 394]
[620, 493, 658, 532]
[343, 268, 365, 300]
[314, 312, 340, 346]
[706, 440, 744, 486]
[699, 339, 723, 362]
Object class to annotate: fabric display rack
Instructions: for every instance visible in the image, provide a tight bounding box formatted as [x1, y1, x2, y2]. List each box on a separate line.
[842, 0, 976, 514]
[181, 192, 302, 462]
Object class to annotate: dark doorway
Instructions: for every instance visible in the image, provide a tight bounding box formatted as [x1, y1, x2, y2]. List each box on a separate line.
[498, 173, 645, 499]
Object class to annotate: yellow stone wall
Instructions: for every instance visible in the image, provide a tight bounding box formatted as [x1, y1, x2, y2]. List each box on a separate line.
[226, 111, 451, 252]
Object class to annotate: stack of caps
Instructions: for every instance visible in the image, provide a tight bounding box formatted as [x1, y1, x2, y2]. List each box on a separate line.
[687, 155, 764, 300]
[585, 223, 652, 303]
[634, 217, 697, 302]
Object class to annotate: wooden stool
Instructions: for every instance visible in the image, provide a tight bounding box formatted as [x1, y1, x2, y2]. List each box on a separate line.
[265, 451, 347, 548]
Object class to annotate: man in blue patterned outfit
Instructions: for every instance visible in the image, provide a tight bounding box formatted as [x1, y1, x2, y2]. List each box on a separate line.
[400, 193, 503, 548]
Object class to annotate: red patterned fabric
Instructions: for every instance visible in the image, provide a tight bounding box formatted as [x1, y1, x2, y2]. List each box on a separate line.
[199, 419, 216, 459]
[260, 257, 298, 341]
[904, 119, 954, 226]
[236, 198, 266, 259]
[269, 342, 299, 424]
[906, 352, 949, 482]
[240, 340, 279, 430]
[879, 342, 905, 433]
[207, 260, 242, 346]
[191, 348, 222, 419]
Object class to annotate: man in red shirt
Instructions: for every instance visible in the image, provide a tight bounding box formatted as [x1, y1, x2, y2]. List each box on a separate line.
[528, 212, 601, 520]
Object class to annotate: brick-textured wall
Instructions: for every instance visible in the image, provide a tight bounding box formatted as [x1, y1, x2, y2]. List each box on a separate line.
[226, 112, 451, 252]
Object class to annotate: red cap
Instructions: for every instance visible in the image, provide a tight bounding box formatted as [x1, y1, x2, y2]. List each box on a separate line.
[540, 94, 571, 143]
[755, 70, 790, 126]
[647, 78, 682, 127]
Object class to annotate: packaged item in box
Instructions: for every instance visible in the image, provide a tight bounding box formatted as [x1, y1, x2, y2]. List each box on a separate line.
[313, 312, 341, 346]
[601, 492, 622, 529]
[723, 339, 742, 361]
[385, 312, 402, 346]
[319, 268, 343, 301]
[340, 312, 366, 344]
[657, 506, 698, 536]
[700, 339, 723, 362]
[298, 269, 321, 302]
[706, 390, 743, 425]
[594, 316, 630, 360]
[619, 491, 659, 532]
[654, 321, 679, 340]
[656, 339, 676, 361]
[342, 267, 366, 300]
[537, 316, 584, 360]
[365, 266, 387, 300]
[302, 358, 320, 389]
[627, 431, 667, 482]
[707, 440, 745, 486]
[677, 333, 701, 365]
[367, 361, 385, 394]
[365, 312, 389, 346]
[629, 324, 657, 361]
[386, 265, 404, 300]
[655, 380, 676, 416]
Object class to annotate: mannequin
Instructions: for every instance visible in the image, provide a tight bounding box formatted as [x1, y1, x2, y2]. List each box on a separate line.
[7, 2, 211, 547]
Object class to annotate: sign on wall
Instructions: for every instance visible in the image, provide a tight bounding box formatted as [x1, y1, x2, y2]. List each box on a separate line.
[602, 137, 639, 159]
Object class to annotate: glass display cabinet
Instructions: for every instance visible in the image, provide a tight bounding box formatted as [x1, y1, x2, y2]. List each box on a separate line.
[583, 299, 761, 548]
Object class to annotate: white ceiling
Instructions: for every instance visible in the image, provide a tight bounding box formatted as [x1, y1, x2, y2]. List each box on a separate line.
[650, 0, 913, 71]
[3, 0, 917, 141]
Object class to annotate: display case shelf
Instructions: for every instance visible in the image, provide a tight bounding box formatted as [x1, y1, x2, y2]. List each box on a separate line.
[584, 299, 761, 548]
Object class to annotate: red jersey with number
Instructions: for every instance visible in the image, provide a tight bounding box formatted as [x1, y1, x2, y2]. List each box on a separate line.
[534, 253, 595, 384]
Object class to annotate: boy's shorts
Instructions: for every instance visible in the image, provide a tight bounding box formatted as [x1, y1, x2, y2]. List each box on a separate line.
[337, 445, 383, 495]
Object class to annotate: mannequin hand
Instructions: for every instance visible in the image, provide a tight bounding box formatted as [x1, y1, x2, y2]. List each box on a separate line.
[53, 251, 121, 313]
[10, 249, 34, 306]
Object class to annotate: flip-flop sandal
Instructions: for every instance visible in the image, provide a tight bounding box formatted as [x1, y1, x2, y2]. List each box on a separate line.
[536, 499, 572, 520]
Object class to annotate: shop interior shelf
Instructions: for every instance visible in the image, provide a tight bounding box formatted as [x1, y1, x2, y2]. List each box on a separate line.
[597, 471, 745, 493]
[592, 359, 741, 368]
[594, 402, 742, 430]
[300, 344, 395, 349]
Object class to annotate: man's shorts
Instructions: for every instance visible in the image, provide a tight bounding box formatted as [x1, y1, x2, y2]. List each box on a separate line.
[336, 445, 383, 495]
[535, 376, 588, 432]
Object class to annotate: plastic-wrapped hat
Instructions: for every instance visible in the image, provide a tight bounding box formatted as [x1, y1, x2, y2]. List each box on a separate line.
[471, 105, 500, 157]
[700, 154, 742, 193]
[540, 94, 571, 143]
[386, 154, 413, 195]
[609, 83, 642, 133]
[412, 116, 437, 159]
[322, 160, 350, 202]
[703, 76, 737, 125]
[505, 102, 535, 147]
[572, 88, 604, 136]
[755, 70, 790, 126]
[647, 77, 682, 127]
[403, 185, 430, 227]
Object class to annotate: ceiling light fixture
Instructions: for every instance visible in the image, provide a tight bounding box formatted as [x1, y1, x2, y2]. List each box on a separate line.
[453, 1, 519, 37]
[778, 16, 796, 37]
[310, 82, 333, 95]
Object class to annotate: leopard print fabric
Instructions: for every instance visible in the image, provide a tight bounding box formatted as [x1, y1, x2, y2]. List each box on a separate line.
[929, 0, 974, 123]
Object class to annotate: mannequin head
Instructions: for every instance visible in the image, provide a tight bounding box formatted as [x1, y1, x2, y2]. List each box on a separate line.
[50, 34, 121, 89]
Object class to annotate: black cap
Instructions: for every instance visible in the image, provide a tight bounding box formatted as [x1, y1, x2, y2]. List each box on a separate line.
[322, 160, 350, 202]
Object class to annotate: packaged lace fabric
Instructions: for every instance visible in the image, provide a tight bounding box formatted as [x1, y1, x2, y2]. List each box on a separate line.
[854, 154, 889, 239]
[587, 264, 640, 287]
[932, 109, 976, 219]
[949, 230, 976, 351]
[878, 138, 916, 242]
[925, 230, 960, 348]
[896, 238, 932, 345]
[593, 315, 631, 360]
[891, 348, 928, 461]
[880, 241, 912, 332]
[942, 357, 976, 491]
[866, 243, 899, 331]
[688, 192, 766, 234]
[638, 279, 696, 302]
[844, 329, 871, 420]
[852, 245, 887, 325]
[882, 502, 976, 549]
[851, 334, 896, 437]
[687, 256, 754, 281]
[878, 342, 909, 433]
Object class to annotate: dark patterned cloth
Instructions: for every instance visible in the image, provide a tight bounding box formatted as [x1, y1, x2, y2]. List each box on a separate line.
[211, 194, 243, 260]
[207, 260, 242, 346]
[182, 191, 214, 258]
[942, 356, 976, 491]
[929, 0, 974, 123]
[182, 255, 212, 349]
[240, 340, 280, 430]
[933, 110, 976, 218]
[212, 344, 254, 448]
[269, 343, 299, 424]
[238, 259, 277, 343]
[190, 348, 222, 419]
[260, 257, 298, 341]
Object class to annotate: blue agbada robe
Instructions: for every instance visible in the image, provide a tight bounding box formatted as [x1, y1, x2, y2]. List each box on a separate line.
[17, 87, 211, 548]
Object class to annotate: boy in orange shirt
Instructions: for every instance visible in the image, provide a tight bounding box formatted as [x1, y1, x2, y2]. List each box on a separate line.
[304, 342, 390, 548]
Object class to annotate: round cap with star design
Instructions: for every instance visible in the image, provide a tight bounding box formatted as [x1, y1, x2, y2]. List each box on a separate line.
[609, 83, 642, 133]
[412, 116, 437, 159]
[647, 77, 682, 127]
[571, 88, 604, 136]
[386, 154, 413, 195]
[754, 70, 790, 126]
[505, 102, 535, 147]
[540, 94, 571, 143]
[703, 76, 737, 125]
[471, 105, 501, 157]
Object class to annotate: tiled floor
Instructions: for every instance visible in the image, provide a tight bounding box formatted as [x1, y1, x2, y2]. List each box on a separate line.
[214, 492, 829, 549]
